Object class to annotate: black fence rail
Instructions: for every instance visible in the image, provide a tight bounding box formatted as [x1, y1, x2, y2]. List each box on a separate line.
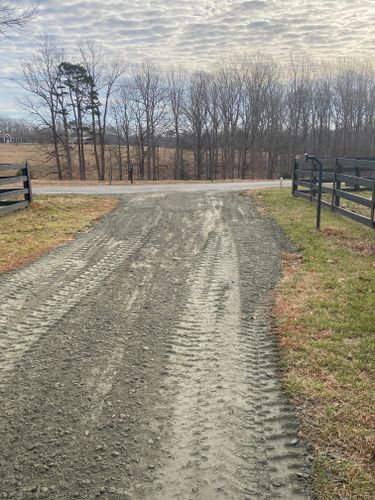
[0, 163, 33, 216]
[292, 155, 375, 229]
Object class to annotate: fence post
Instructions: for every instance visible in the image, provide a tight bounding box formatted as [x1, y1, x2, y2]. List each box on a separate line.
[308, 156, 314, 202]
[371, 167, 375, 228]
[316, 159, 323, 230]
[24, 162, 33, 203]
[335, 159, 341, 208]
[292, 159, 297, 195]
[331, 158, 337, 209]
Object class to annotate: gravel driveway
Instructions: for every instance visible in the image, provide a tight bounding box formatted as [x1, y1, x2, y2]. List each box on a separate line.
[0, 192, 311, 499]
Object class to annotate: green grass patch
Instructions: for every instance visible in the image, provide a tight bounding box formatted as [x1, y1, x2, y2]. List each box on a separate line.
[0, 195, 119, 274]
[251, 188, 375, 500]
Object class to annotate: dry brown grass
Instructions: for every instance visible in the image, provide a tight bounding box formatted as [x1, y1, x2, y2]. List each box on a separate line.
[0, 143, 193, 180]
[0, 195, 119, 275]
[0, 143, 42, 165]
[321, 227, 375, 256]
[1, 143, 275, 182]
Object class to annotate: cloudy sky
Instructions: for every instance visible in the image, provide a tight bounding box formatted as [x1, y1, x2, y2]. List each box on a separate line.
[1, 0, 375, 117]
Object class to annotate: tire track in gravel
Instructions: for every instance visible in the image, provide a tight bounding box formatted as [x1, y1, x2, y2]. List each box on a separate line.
[151, 198, 249, 499]
[0, 194, 209, 499]
[0, 208, 162, 386]
[0, 192, 312, 499]
[147, 195, 310, 500]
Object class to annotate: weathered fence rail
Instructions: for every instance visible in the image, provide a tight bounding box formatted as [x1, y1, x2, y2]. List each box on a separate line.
[292, 155, 375, 229]
[0, 163, 33, 216]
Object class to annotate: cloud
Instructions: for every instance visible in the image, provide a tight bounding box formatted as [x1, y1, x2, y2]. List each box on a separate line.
[0, 0, 374, 116]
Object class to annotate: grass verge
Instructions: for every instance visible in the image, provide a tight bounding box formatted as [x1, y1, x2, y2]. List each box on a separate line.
[0, 195, 119, 275]
[251, 188, 375, 500]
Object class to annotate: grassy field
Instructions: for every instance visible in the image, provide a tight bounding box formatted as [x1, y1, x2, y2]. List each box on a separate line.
[0, 143, 275, 181]
[0, 196, 119, 274]
[251, 189, 375, 499]
[0, 143, 189, 180]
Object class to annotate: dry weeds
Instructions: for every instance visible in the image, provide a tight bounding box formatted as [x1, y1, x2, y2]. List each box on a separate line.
[0, 195, 119, 274]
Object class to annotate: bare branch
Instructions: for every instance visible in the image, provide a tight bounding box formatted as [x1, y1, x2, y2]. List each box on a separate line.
[0, 2, 38, 36]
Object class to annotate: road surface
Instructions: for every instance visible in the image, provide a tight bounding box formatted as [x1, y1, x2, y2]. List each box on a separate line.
[33, 179, 291, 195]
[0, 191, 311, 499]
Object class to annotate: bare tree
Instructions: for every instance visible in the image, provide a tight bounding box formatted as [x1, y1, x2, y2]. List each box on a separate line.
[184, 71, 210, 180]
[112, 81, 134, 180]
[0, 2, 37, 36]
[167, 68, 187, 179]
[215, 57, 243, 178]
[132, 61, 168, 180]
[19, 37, 66, 179]
[78, 41, 123, 180]
[77, 40, 103, 179]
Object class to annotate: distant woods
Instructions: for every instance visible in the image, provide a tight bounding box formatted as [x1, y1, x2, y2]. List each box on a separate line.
[17, 38, 375, 180]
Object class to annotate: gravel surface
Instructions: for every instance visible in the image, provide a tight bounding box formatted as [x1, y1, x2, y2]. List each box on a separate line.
[0, 192, 311, 499]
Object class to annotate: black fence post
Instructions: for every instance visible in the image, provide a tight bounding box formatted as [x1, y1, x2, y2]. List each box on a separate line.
[316, 159, 323, 230]
[335, 159, 341, 208]
[295, 154, 374, 230]
[371, 166, 375, 229]
[332, 157, 341, 209]
[308, 157, 314, 202]
[331, 158, 337, 209]
[24, 162, 33, 203]
[292, 158, 297, 195]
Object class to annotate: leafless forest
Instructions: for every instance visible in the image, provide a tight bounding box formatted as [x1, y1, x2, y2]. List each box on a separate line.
[7, 38, 375, 180]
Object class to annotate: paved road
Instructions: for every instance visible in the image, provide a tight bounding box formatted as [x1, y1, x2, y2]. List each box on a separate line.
[0, 192, 311, 499]
[33, 179, 291, 195]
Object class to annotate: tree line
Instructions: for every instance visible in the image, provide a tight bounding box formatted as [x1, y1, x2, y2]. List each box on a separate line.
[0, 115, 35, 140]
[18, 38, 375, 180]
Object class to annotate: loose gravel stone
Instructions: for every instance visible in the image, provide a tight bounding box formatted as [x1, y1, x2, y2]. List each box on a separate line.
[0, 192, 312, 499]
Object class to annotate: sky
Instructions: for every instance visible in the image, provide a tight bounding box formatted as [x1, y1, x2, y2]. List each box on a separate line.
[1, 0, 375, 118]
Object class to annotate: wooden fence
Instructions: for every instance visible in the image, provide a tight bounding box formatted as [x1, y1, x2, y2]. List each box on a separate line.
[292, 155, 375, 229]
[0, 163, 33, 216]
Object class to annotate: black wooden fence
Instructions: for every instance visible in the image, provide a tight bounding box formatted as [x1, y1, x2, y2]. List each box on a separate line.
[0, 163, 33, 216]
[292, 155, 375, 229]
